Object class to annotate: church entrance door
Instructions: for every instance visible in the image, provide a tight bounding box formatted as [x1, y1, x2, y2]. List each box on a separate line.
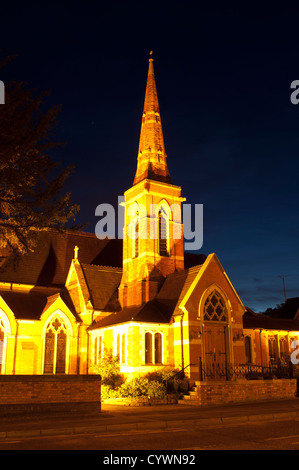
[203, 324, 227, 380]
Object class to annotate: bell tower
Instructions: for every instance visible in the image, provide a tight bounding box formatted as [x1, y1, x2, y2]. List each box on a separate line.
[119, 53, 185, 308]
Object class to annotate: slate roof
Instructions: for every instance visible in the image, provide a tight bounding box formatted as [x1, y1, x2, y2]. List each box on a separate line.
[0, 230, 122, 288]
[0, 228, 208, 324]
[88, 264, 204, 330]
[81, 264, 122, 311]
[157, 264, 203, 316]
[0, 288, 79, 321]
[88, 298, 178, 330]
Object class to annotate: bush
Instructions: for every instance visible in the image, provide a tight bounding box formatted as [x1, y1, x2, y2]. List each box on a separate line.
[94, 348, 124, 388]
[145, 367, 190, 398]
[118, 377, 166, 399]
[118, 377, 149, 398]
[101, 384, 121, 400]
[145, 366, 175, 384]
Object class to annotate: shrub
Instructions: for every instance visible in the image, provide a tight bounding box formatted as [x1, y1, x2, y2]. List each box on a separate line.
[145, 366, 175, 384]
[101, 384, 121, 400]
[94, 348, 124, 388]
[146, 380, 167, 399]
[118, 377, 149, 398]
[118, 377, 166, 399]
[144, 367, 190, 398]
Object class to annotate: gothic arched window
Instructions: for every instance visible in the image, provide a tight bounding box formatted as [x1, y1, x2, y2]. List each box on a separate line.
[245, 336, 252, 363]
[145, 331, 163, 364]
[154, 332, 162, 364]
[115, 332, 126, 364]
[44, 316, 68, 374]
[203, 290, 228, 322]
[94, 336, 102, 364]
[145, 332, 153, 364]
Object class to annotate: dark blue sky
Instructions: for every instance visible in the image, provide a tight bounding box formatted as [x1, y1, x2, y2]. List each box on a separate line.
[1, 1, 299, 312]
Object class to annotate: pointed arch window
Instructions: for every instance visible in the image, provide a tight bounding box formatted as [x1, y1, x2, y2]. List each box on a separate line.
[115, 332, 126, 364]
[145, 331, 163, 364]
[159, 208, 169, 257]
[154, 332, 162, 364]
[94, 336, 102, 364]
[145, 332, 153, 364]
[245, 336, 252, 364]
[203, 290, 228, 322]
[44, 316, 68, 374]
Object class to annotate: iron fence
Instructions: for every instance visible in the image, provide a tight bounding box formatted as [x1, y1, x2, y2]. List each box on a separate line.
[198, 357, 295, 381]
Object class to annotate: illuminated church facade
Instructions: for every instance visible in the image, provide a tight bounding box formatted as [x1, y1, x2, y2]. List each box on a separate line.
[0, 55, 298, 379]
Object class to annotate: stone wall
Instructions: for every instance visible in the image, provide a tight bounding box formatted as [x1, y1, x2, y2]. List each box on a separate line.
[0, 375, 101, 416]
[195, 379, 297, 406]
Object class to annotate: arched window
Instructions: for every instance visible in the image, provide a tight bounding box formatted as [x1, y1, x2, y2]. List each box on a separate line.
[44, 316, 68, 374]
[145, 332, 153, 364]
[115, 332, 126, 364]
[94, 336, 102, 364]
[245, 336, 252, 363]
[159, 208, 169, 256]
[203, 290, 228, 322]
[116, 333, 120, 361]
[121, 333, 126, 364]
[268, 335, 278, 363]
[145, 332, 163, 364]
[154, 332, 162, 364]
[279, 335, 289, 363]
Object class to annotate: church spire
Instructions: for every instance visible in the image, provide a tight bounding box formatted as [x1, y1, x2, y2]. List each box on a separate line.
[133, 52, 172, 185]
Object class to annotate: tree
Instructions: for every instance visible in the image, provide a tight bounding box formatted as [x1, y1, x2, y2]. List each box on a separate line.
[95, 349, 123, 388]
[0, 56, 81, 262]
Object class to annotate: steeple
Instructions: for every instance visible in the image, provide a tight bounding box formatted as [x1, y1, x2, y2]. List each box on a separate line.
[119, 53, 184, 309]
[133, 52, 172, 185]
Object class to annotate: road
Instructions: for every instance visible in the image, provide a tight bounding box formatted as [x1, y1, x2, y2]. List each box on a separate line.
[1, 418, 299, 450]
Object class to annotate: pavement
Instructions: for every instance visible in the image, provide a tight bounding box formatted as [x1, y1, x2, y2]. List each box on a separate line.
[1, 398, 299, 439]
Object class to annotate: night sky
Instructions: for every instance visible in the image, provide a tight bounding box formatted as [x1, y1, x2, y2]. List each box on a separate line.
[1, 2, 299, 313]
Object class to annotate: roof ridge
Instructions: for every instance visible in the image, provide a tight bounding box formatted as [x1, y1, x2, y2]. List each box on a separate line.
[165, 264, 202, 279]
[81, 263, 122, 271]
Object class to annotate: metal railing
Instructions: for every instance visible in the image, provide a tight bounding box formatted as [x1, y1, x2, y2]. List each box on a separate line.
[198, 357, 295, 381]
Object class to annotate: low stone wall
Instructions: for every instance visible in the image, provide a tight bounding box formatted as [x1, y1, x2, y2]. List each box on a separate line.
[102, 394, 178, 407]
[0, 375, 101, 416]
[195, 379, 297, 406]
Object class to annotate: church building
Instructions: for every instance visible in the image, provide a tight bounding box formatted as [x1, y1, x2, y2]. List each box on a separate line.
[0, 55, 298, 381]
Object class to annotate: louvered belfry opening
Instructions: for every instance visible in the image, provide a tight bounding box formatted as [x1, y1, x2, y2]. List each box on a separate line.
[159, 210, 168, 256]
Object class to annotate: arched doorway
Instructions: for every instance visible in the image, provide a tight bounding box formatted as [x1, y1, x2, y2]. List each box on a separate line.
[202, 289, 229, 380]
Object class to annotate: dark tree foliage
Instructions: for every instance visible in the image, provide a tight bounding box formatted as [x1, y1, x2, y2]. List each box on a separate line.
[0, 56, 81, 262]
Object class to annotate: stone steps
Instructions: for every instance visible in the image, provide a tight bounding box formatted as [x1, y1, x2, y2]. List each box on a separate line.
[178, 387, 198, 404]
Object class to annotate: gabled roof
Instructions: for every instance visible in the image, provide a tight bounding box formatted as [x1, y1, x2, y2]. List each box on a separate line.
[157, 264, 204, 316]
[0, 288, 78, 321]
[81, 264, 122, 311]
[89, 263, 204, 330]
[88, 298, 177, 330]
[0, 230, 122, 288]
